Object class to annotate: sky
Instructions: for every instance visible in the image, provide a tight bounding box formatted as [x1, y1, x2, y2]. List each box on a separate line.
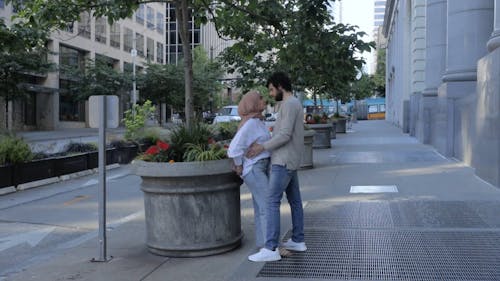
[334, 0, 375, 73]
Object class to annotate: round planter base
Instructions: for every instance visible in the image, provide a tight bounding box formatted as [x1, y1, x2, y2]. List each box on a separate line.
[133, 159, 243, 258]
[147, 234, 243, 257]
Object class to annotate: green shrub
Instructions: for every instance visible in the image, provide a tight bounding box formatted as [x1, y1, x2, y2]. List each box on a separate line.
[65, 142, 98, 153]
[0, 135, 33, 165]
[123, 100, 156, 141]
[211, 121, 238, 141]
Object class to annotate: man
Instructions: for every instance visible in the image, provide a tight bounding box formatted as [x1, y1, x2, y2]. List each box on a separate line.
[246, 72, 306, 262]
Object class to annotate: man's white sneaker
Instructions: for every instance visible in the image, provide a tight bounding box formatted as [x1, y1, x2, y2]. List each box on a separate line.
[281, 238, 307, 252]
[248, 248, 281, 262]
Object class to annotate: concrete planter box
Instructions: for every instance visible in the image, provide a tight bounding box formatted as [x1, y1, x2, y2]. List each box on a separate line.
[301, 130, 315, 169]
[13, 158, 56, 185]
[0, 164, 13, 188]
[308, 124, 332, 149]
[132, 158, 243, 257]
[334, 118, 347, 133]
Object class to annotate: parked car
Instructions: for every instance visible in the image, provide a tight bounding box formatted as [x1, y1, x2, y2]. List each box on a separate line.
[264, 112, 278, 121]
[213, 105, 241, 124]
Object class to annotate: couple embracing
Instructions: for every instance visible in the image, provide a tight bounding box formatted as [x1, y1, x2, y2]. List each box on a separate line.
[227, 72, 306, 262]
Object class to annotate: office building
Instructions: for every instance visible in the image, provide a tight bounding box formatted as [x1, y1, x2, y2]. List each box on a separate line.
[0, 2, 166, 131]
[384, 0, 500, 187]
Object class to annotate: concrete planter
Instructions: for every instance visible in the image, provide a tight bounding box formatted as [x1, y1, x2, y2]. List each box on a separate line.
[331, 122, 337, 139]
[308, 123, 333, 149]
[301, 130, 315, 169]
[132, 158, 243, 257]
[334, 118, 347, 133]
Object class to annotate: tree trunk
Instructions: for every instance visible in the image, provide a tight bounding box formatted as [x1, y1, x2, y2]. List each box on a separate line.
[176, 0, 194, 129]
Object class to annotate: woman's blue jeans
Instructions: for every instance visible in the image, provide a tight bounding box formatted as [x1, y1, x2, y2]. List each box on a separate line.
[243, 158, 270, 247]
[265, 164, 304, 250]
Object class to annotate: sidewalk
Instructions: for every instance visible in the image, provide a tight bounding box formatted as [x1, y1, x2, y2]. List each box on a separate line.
[6, 120, 500, 281]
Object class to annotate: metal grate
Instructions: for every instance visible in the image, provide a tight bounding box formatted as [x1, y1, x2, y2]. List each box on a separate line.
[258, 200, 500, 280]
[258, 229, 500, 280]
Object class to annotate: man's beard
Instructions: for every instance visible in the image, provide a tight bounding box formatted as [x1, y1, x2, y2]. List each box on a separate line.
[274, 90, 283, 101]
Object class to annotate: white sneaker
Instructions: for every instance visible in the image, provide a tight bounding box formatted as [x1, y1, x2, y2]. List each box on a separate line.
[248, 248, 281, 262]
[281, 238, 307, 252]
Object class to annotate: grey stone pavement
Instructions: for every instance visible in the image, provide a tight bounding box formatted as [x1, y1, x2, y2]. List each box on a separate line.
[6, 120, 500, 281]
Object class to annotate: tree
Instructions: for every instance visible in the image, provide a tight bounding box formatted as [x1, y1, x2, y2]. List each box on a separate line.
[372, 48, 386, 96]
[137, 62, 184, 112]
[0, 18, 53, 129]
[351, 73, 375, 100]
[217, 0, 374, 102]
[61, 57, 129, 100]
[191, 46, 224, 112]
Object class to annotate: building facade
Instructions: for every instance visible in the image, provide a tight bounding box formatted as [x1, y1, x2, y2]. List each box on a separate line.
[0, 3, 166, 131]
[384, 0, 500, 187]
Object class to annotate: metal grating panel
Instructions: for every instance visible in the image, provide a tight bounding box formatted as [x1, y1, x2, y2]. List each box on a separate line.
[258, 229, 500, 280]
[390, 201, 489, 228]
[258, 200, 500, 280]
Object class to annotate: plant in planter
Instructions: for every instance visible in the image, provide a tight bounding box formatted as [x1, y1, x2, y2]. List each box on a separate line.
[131, 122, 242, 257]
[0, 134, 33, 188]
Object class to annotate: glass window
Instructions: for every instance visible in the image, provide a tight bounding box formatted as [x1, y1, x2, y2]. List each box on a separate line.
[95, 17, 107, 44]
[78, 11, 91, 39]
[59, 45, 86, 122]
[375, 7, 385, 13]
[146, 37, 154, 61]
[146, 6, 154, 30]
[156, 42, 164, 64]
[110, 23, 120, 49]
[168, 5, 176, 21]
[380, 104, 386, 112]
[0, 0, 4, 9]
[375, 1, 386, 6]
[156, 12, 164, 34]
[368, 105, 378, 113]
[136, 33, 144, 57]
[136, 4, 145, 25]
[123, 28, 133, 53]
[169, 31, 176, 45]
[375, 14, 385, 20]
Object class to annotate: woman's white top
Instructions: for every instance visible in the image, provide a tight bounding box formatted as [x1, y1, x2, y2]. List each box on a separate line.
[227, 118, 271, 177]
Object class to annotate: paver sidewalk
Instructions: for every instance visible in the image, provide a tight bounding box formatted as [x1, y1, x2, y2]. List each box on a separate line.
[5, 120, 500, 281]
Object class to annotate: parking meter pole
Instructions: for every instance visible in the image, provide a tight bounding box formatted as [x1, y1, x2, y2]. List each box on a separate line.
[93, 96, 110, 262]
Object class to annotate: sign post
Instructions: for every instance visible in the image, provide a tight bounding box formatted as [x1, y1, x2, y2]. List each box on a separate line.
[89, 95, 119, 262]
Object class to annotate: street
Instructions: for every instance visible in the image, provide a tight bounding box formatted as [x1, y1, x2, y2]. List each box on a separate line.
[0, 167, 142, 279]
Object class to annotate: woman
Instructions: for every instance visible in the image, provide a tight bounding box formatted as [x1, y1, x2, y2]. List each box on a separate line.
[227, 90, 271, 248]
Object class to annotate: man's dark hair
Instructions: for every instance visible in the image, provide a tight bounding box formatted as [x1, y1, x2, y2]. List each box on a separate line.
[266, 72, 292, 92]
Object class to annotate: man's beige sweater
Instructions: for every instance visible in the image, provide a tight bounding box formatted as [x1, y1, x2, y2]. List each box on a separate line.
[263, 96, 304, 170]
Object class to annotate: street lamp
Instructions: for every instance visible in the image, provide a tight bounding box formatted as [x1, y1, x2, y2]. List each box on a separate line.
[131, 48, 137, 110]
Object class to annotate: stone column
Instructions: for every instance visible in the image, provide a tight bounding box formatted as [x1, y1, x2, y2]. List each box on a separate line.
[437, 0, 494, 157]
[442, 1, 494, 82]
[474, 0, 500, 186]
[419, 0, 446, 147]
[487, 0, 500, 51]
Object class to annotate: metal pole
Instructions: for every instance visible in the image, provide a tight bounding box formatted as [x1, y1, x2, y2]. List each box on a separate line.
[93, 96, 110, 262]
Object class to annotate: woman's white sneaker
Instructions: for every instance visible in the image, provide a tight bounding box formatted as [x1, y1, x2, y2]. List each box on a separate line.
[248, 248, 281, 262]
[281, 239, 307, 252]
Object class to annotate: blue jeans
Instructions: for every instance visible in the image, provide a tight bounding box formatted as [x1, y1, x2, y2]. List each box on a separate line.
[265, 165, 304, 250]
[243, 158, 270, 247]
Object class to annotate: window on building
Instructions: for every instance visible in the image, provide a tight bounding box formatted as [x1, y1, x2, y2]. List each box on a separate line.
[375, 14, 385, 20]
[78, 11, 91, 39]
[136, 4, 145, 25]
[374, 1, 386, 7]
[147, 37, 154, 61]
[136, 32, 144, 57]
[147, 6, 154, 30]
[95, 17, 107, 44]
[110, 23, 120, 49]
[156, 12, 164, 34]
[0, 0, 5, 9]
[375, 7, 385, 13]
[124, 27, 133, 53]
[168, 5, 176, 21]
[156, 42, 164, 64]
[59, 45, 86, 122]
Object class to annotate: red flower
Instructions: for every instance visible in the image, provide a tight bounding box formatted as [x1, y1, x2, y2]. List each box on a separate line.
[156, 140, 170, 150]
[223, 144, 229, 149]
[145, 146, 159, 155]
[207, 138, 215, 144]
